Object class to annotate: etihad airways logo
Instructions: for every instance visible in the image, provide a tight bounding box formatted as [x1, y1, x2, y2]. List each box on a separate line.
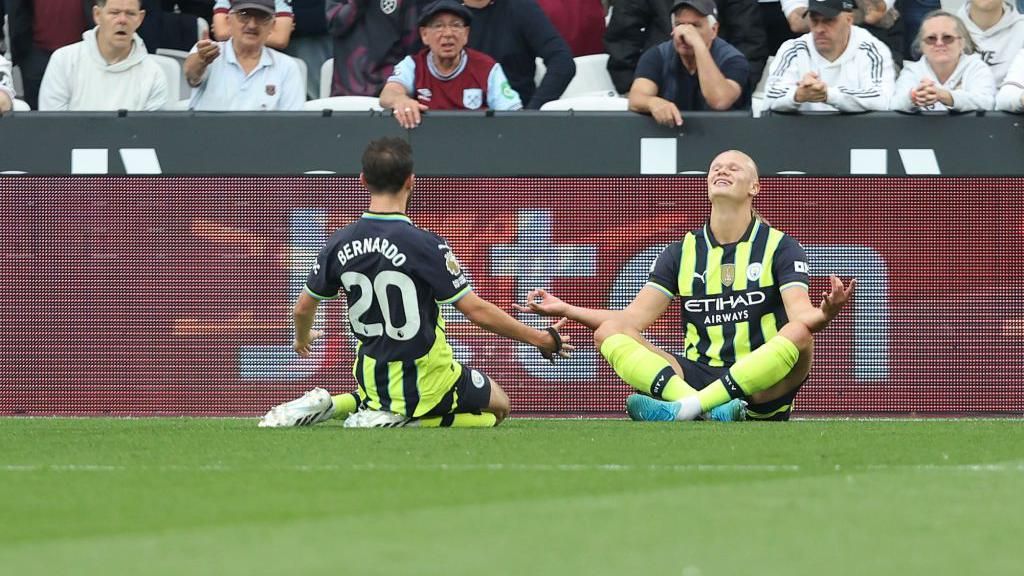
[685, 291, 766, 325]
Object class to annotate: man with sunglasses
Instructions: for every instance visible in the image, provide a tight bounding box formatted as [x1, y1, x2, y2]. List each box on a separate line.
[185, 0, 305, 110]
[764, 0, 895, 112]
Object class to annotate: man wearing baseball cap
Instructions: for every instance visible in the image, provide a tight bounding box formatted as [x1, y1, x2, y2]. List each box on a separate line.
[184, 0, 305, 110]
[764, 0, 895, 112]
[211, 0, 294, 51]
[628, 0, 751, 126]
[379, 0, 522, 128]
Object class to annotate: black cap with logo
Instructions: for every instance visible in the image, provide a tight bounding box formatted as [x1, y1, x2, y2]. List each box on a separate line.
[805, 0, 855, 18]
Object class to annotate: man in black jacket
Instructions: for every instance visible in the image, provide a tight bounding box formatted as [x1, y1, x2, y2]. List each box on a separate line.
[463, 0, 575, 109]
[605, 0, 769, 94]
[5, 0, 93, 109]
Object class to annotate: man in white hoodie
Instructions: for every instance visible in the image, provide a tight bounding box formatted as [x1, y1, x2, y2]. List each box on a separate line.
[764, 0, 895, 112]
[958, 0, 1024, 83]
[38, 0, 168, 111]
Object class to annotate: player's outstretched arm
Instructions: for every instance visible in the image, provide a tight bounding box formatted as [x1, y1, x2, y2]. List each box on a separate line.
[782, 275, 856, 333]
[514, 286, 670, 333]
[293, 291, 325, 357]
[456, 291, 573, 361]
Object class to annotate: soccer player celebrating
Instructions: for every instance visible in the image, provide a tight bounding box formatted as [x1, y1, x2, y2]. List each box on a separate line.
[260, 138, 571, 428]
[516, 150, 855, 421]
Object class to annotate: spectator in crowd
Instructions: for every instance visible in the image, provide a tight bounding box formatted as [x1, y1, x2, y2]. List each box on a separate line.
[892, 11, 995, 111]
[782, 0, 904, 64]
[38, 0, 169, 111]
[605, 0, 768, 93]
[325, 0, 418, 97]
[903, 0, 941, 57]
[1, 56, 14, 112]
[760, 0, 800, 56]
[995, 47, 1024, 109]
[629, 0, 750, 126]
[185, 0, 304, 110]
[5, 0, 93, 110]
[212, 0, 293, 49]
[764, 0, 895, 112]
[463, 0, 575, 110]
[957, 0, 1024, 83]
[282, 0, 330, 99]
[380, 0, 522, 128]
[536, 0, 607, 56]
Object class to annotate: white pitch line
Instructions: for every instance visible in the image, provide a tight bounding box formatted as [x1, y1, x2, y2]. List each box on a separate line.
[2, 463, 1023, 473]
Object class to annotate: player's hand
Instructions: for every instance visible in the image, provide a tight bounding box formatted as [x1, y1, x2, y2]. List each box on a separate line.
[393, 98, 429, 129]
[293, 329, 324, 357]
[514, 288, 570, 317]
[537, 317, 575, 364]
[195, 30, 220, 66]
[649, 97, 683, 127]
[820, 275, 856, 320]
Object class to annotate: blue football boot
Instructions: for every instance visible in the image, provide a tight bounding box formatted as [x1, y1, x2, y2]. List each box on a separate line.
[704, 398, 747, 422]
[625, 394, 680, 422]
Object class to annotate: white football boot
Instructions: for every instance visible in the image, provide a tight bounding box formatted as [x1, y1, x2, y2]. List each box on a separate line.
[258, 387, 336, 428]
[343, 409, 412, 428]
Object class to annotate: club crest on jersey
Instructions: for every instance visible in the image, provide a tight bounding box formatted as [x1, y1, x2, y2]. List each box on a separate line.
[721, 264, 735, 288]
[463, 88, 483, 110]
[746, 262, 762, 282]
[265, 84, 276, 96]
[445, 251, 462, 276]
[381, 0, 397, 14]
[417, 88, 432, 102]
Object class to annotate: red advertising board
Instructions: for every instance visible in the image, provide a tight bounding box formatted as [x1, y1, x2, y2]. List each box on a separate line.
[1, 177, 1021, 415]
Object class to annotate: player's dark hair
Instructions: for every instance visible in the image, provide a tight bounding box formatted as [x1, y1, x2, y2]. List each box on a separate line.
[362, 138, 414, 194]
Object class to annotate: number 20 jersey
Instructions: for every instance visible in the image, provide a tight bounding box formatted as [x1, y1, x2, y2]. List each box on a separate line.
[304, 212, 471, 366]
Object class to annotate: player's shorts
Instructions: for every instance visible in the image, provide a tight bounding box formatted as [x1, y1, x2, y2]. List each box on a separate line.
[416, 363, 493, 420]
[671, 353, 803, 421]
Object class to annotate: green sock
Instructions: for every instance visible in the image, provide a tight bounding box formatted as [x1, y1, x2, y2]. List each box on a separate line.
[599, 334, 696, 400]
[416, 413, 498, 428]
[330, 392, 360, 419]
[698, 334, 800, 412]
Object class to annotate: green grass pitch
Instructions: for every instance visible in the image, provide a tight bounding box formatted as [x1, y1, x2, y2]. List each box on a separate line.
[1, 418, 1021, 576]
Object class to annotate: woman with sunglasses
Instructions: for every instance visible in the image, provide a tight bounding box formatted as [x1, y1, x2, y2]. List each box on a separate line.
[892, 10, 996, 112]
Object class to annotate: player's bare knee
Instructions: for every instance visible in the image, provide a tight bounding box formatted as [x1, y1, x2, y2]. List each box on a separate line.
[593, 320, 627, 351]
[781, 321, 813, 352]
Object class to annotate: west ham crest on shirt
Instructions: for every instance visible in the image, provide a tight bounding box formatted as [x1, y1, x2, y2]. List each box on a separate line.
[463, 88, 482, 110]
[381, 0, 397, 14]
[266, 84, 276, 96]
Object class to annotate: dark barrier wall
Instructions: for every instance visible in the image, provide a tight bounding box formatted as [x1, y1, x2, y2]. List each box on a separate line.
[1, 176, 1022, 415]
[0, 112, 1023, 175]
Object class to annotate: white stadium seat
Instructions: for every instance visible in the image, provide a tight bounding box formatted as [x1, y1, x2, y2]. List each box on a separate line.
[303, 96, 382, 111]
[558, 54, 617, 99]
[12, 98, 30, 111]
[150, 54, 182, 107]
[156, 48, 191, 99]
[539, 95, 629, 111]
[320, 58, 334, 98]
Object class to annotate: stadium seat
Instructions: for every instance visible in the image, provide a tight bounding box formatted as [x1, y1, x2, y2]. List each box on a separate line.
[303, 96, 383, 111]
[156, 48, 191, 99]
[12, 98, 30, 111]
[150, 54, 182, 107]
[559, 54, 616, 99]
[539, 95, 629, 111]
[320, 58, 334, 98]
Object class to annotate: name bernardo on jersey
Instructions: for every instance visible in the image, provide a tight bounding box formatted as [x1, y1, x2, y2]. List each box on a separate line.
[337, 237, 407, 267]
[685, 290, 766, 325]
